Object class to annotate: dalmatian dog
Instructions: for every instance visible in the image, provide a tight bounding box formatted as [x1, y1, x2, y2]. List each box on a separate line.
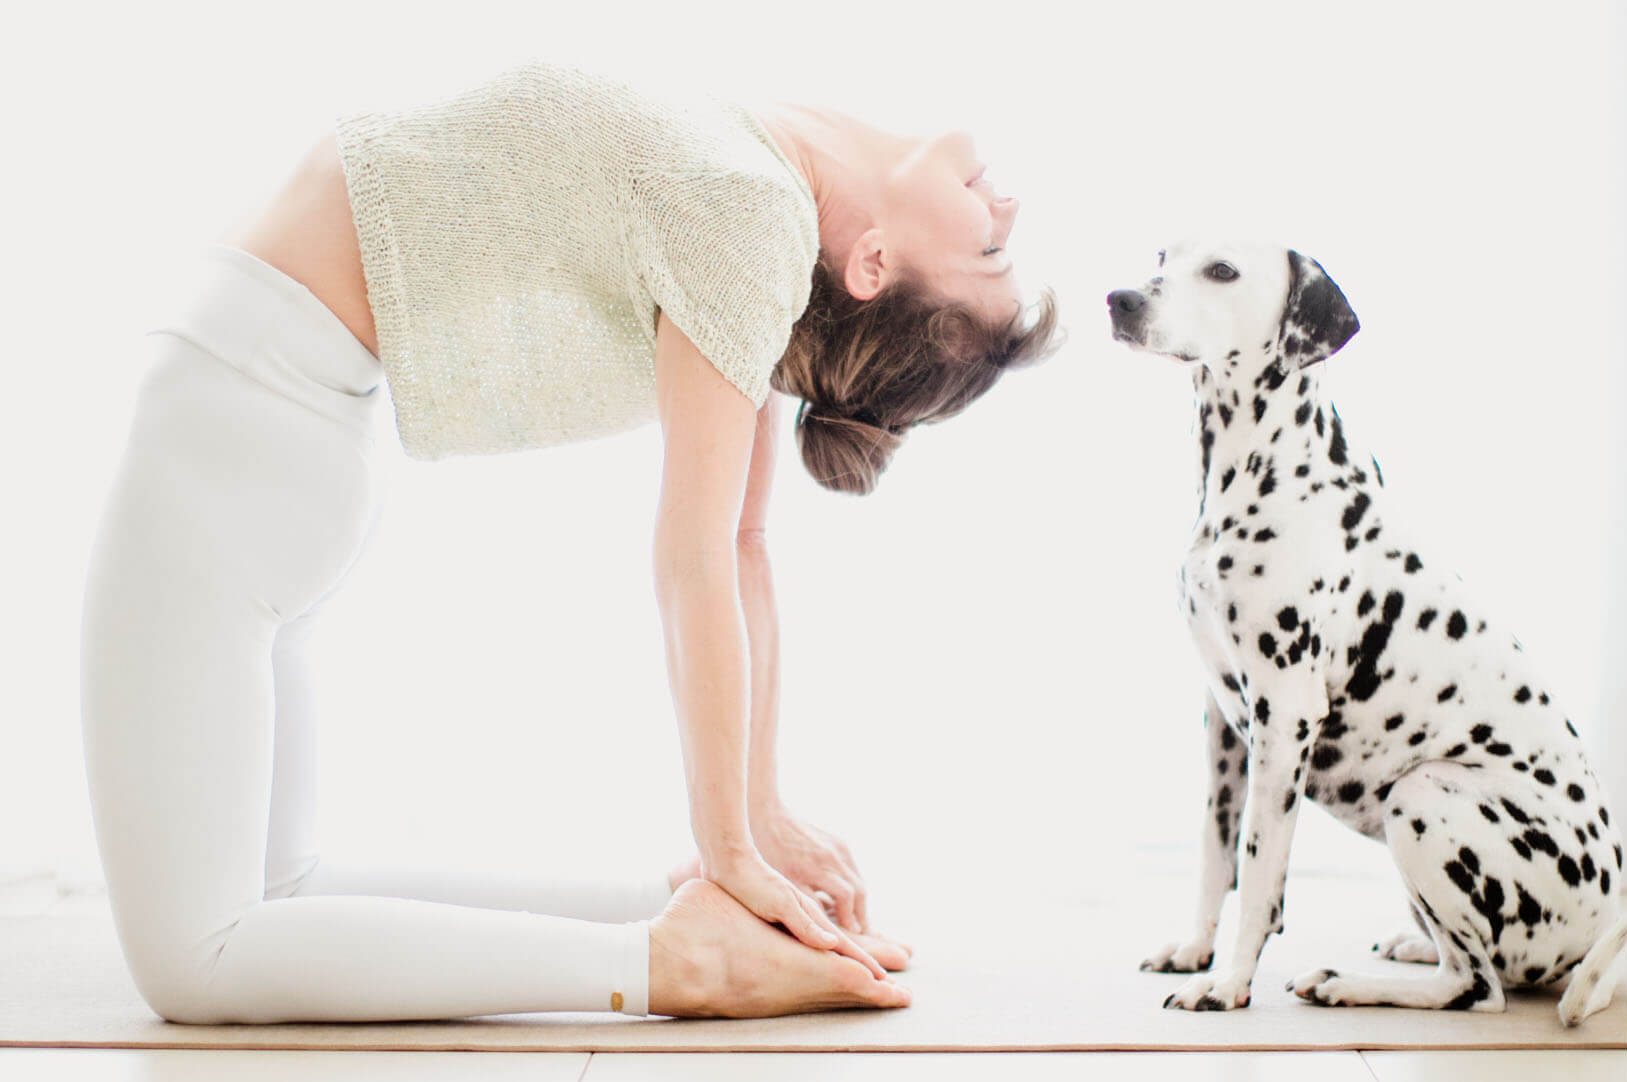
[1106, 241, 1627, 1024]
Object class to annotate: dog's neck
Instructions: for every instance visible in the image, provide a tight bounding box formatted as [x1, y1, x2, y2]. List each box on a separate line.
[1190, 349, 1358, 524]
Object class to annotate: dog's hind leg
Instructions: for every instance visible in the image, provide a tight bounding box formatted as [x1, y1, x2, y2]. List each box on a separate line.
[1290, 762, 1506, 1011]
[1143, 692, 1243, 974]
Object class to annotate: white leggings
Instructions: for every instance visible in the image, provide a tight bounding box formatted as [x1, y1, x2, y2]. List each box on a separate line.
[78, 243, 671, 1025]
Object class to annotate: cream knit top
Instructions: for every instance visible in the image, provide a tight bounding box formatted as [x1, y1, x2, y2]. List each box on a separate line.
[332, 59, 821, 459]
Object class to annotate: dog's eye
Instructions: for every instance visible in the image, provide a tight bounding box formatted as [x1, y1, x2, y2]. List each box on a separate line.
[1205, 262, 1239, 282]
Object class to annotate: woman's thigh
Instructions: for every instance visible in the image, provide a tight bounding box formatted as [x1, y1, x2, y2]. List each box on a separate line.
[79, 330, 382, 1002]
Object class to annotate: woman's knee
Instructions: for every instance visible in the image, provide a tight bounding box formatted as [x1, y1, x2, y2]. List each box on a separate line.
[120, 925, 239, 1025]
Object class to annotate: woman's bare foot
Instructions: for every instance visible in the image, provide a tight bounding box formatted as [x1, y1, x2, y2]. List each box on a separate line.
[665, 854, 913, 971]
[648, 880, 913, 1017]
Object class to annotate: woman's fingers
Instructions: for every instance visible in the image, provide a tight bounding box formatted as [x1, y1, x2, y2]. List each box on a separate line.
[796, 889, 886, 980]
[851, 930, 912, 971]
[822, 875, 862, 934]
[776, 888, 842, 952]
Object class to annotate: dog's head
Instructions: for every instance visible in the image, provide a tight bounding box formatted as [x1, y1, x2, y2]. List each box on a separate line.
[1107, 241, 1359, 376]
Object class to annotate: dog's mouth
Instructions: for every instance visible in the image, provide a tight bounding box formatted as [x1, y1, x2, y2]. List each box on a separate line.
[1109, 321, 1198, 364]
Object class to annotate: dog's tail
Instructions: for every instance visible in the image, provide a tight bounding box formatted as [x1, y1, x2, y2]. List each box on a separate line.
[1558, 909, 1627, 1026]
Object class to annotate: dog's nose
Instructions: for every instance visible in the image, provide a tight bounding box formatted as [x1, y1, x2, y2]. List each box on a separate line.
[1107, 289, 1146, 314]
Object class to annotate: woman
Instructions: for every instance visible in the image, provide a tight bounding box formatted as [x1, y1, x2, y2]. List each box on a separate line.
[78, 58, 1061, 1025]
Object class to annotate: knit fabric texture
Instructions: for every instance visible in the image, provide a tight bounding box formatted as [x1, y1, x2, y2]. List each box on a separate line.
[332, 59, 821, 459]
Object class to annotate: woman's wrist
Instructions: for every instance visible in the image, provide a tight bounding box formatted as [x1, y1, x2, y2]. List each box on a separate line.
[698, 837, 760, 879]
[747, 789, 785, 826]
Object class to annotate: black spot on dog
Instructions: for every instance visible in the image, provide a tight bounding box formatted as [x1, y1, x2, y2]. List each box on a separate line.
[1412, 818, 1427, 836]
[1513, 686, 1532, 704]
[1567, 783, 1585, 802]
[1523, 829, 1558, 857]
[1446, 611, 1468, 639]
[1533, 768, 1556, 786]
[1385, 714, 1406, 731]
[1338, 780, 1365, 803]
[1258, 633, 1278, 658]
[1311, 743, 1343, 769]
[1417, 609, 1438, 631]
[1500, 799, 1532, 824]
[1404, 553, 1422, 573]
[1221, 466, 1236, 492]
[1515, 884, 1542, 925]
[1341, 492, 1371, 531]
[1445, 859, 1476, 894]
[1557, 855, 1582, 887]
[1277, 606, 1299, 631]
[1478, 803, 1500, 824]
[1437, 684, 1458, 703]
[1328, 415, 1348, 465]
[1470, 723, 1493, 744]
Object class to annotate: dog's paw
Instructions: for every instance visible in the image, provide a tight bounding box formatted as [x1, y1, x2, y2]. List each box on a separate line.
[1140, 940, 1215, 974]
[1372, 932, 1439, 965]
[1162, 970, 1252, 1011]
[1287, 967, 1348, 1005]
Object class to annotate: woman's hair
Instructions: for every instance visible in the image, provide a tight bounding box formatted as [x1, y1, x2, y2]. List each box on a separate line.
[771, 258, 1063, 495]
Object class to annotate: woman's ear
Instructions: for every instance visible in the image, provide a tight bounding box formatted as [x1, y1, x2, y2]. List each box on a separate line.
[842, 227, 888, 301]
[1280, 249, 1360, 368]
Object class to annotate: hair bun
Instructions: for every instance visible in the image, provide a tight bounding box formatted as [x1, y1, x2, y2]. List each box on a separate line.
[795, 402, 904, 496]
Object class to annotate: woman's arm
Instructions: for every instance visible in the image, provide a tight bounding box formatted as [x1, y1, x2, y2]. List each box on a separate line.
[650, 311, 883, 976]
[736, 398, 782, 811]
[736, 397, 872, 934]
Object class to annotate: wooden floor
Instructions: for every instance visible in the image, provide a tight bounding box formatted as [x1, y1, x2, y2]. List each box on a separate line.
[6, 876, 1624, 1079]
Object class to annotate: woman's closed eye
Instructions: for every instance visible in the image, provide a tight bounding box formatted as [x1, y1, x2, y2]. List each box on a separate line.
[982, 245, 1003, 257]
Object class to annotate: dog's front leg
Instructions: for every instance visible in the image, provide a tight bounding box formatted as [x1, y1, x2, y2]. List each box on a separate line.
[1163, 677, 1326, 1011]
[1142, 691, 1242, 973]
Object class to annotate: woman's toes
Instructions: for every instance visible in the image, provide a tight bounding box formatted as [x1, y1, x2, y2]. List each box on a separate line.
[832, 957, 910, 1008]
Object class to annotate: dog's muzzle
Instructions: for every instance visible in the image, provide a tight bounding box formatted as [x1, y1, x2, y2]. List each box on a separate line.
[1107, 289, 1147, 345]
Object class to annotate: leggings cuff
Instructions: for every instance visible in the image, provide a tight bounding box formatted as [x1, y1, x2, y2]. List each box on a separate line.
[615, 919, 651, 1016]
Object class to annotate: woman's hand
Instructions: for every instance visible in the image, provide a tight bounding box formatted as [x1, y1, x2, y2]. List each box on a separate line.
[749, 803, 872, 934]
[703, 847, 888, 980]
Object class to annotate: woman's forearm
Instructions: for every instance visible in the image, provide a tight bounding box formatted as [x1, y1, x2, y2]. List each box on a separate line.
[736, 530, 782, 817]
[653, 535, 755, 865]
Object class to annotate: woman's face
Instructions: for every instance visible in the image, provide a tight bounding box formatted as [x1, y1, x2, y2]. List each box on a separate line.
[880, 129, 1023, 324]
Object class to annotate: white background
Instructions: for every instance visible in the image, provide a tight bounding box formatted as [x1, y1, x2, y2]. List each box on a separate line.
[3, 1, 1624, 938]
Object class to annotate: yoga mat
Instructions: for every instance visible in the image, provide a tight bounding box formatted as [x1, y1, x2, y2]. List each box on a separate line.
[3, 874, 1624, 1052]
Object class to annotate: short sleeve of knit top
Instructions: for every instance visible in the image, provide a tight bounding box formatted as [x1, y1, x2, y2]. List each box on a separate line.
[333, 59, 821, 459]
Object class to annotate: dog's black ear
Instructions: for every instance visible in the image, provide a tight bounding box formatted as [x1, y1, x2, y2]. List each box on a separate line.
[1279, 250, 1359, 368]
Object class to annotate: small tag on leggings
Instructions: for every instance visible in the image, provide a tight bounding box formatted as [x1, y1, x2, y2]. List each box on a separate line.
[611, 992, 624, 1012]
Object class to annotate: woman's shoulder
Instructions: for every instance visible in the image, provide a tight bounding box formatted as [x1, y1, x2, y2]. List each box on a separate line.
[624, 157, 819, 408]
